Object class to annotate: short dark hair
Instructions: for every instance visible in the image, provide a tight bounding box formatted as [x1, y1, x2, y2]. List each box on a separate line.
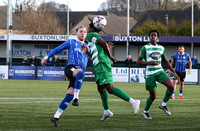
[149, 30, 160, 38]
[179, 45, 184, 48]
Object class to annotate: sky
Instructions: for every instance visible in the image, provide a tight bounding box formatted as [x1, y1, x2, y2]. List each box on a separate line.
[0, 0, 107, 11]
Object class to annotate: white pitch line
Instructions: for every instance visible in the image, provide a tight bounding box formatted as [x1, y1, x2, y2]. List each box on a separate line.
[0, 98, 200, 100]
[0, 98, 200, 104]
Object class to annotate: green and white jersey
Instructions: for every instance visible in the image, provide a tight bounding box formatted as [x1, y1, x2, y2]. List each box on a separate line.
[139, 43, 166, 78]
[86, 32, 111, 67]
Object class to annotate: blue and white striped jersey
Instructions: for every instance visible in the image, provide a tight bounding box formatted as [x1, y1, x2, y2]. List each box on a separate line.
[172, 52, 191, 72]
[47, 39, 89, 71]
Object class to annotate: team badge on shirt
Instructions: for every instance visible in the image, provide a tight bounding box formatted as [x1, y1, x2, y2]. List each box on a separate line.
[150, 52, 161, 60]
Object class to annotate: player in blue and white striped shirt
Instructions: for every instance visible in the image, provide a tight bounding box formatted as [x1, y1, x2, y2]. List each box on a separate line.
[41, 25, 90, 127]
[170, 45, 192, 99]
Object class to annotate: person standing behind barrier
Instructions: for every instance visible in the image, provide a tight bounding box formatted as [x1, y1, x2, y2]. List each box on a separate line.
[191, 54, 198, 68]
[29, 55, 37, 66]
[22, 56, 29, 65]
[53, 55, 60, 66]
[125, 55, 133, 64]
[170, 45, 192, 99]
[41, 25, 90, 127]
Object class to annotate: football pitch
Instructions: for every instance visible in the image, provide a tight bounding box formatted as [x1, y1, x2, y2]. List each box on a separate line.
[0, 79, 200, 131]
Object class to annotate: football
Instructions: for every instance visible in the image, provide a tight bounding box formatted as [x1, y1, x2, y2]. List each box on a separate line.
[93, 15, 107, 30]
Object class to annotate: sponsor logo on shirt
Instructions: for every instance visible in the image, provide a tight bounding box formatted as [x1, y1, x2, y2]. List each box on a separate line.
[150, 52, 161, 60]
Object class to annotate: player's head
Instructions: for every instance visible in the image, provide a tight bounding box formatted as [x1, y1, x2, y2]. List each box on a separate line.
[88, 22, 101, 33]
[32, 55, 36, 59]
[76, 25, 87, 42]
[88, 15, 107, 33]
[178, 45, 185, 54]
[193, 54, 197, 58]
[149, 30, 159, 44]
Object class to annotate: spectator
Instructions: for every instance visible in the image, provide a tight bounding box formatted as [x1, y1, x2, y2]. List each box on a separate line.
[29, 55, 37, 66]
[125, 55, 133, 64]
[53, 55, 60, 66]
[192, 54, 198, 67]
[22, 56, 29, 65]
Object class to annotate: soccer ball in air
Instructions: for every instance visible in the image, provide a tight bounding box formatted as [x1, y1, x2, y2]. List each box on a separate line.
[93, 15, 107, 30]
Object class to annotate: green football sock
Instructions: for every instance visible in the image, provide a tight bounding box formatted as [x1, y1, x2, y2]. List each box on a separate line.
[113, 87, 130, 102]
[100, 91, 109, 110]
[144, 96, 154, 111]
[163, 89, 173, 103]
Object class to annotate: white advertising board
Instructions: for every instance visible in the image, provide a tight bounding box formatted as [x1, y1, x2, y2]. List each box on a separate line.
[112, 67, 129, 82]
[0, 35, 77, 41]
[130, 68, 145, 83]
[0, 66, 8, 79]
[185, 69, 198, 83]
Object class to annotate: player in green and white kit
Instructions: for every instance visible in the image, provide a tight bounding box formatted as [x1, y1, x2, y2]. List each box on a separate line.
[137, 30, 178, 119]
[82, 16, 140, 121]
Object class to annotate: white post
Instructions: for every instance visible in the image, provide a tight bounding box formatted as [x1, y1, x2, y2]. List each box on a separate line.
[67, 0, 69, 36]
[191, 0, 194, 57]
[6, 0, 12, 65]
[126, 0, 130, 57]
[127, 0, 130, 83]
[191, 0, 194, 38]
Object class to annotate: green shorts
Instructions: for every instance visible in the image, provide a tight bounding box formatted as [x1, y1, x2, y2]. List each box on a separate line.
[145, 71, 169, 91]
[94, 62, 113, 85]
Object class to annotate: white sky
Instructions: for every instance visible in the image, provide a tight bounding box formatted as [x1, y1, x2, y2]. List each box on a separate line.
[0, 0, 107, 11]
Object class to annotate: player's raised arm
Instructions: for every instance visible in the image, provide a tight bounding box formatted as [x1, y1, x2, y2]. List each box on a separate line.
[97, 38, 117, 63]
[41, 40, 70, 66]
[188, 60, 192, 74]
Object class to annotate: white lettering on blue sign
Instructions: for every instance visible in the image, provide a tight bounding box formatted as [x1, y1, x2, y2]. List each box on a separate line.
[114, 36, 151, 42]
[15, 70, 35, 74]
[31, 35, 68, 41]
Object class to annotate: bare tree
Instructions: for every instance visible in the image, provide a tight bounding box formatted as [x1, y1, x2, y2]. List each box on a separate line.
[98, 0, 127, 12]
[14, 0, 65, 34]
[98, 0, 180, 13]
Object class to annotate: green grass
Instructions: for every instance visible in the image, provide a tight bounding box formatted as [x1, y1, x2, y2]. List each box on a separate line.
[0, 79, 200, 131]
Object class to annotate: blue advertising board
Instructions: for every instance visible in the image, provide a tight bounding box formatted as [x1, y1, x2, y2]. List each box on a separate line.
[9, 66, 36, 80]
[37, 66, 65, 81]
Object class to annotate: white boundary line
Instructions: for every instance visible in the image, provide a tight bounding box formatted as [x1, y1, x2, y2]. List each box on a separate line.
[0, 98, 200, 104]
[0, 98, 200, 100]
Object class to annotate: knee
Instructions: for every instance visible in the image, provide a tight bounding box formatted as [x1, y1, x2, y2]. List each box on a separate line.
[106, 88, 113, 94]
[77, 71, 85, 78]
[150, 95, 156, 100]
[97, 87, 106, 93]
[67, 87, 74, 95]
[169, 85, 174, 92]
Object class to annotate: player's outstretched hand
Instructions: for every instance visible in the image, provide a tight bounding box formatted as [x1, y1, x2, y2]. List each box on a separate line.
[110, 56, 118, 63]
[81, 45, 87, 53]
[41, 59, 46, 66]
[107, 42, 114, 51]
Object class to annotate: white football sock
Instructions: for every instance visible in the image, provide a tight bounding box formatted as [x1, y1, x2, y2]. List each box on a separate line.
[161, 102, 166, 106]
[74, 89, 80, 99]
[104, 109, 110, 114]
[129, 98, 136, 105]
[54, 108, 63, 118]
